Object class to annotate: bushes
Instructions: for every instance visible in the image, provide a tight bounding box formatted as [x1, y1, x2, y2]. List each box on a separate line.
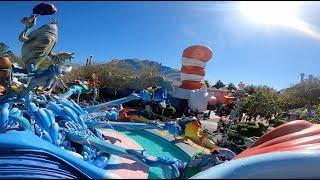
[269, 118, 288, 128]
[257, 122, 268, 132]
[247, 121, 256, 126]
[234, 121, 267, 137]
[163, 105, 176, 118]
[65, 63, 172, 93]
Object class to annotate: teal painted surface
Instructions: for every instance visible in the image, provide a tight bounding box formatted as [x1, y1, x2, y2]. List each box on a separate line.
[119, 130, 189, 179]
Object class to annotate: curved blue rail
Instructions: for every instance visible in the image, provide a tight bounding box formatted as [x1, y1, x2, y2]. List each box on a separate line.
[0, 130, 121, 179]
[191, 150, 320, 179]
[84, 93, 141, 113]
[0, 149, 90, 179]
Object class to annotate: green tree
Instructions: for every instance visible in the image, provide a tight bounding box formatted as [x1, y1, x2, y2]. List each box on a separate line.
[141, 62, 160, 76]
[244, 84, 257, 95]
[204, 80, 211, 88]
[243, 84, 278, 100]
[278, 76, 320, 110]
[238, 90, 282, 119]
[226, 83, 237, 91]
[0, 42, 14, 58]
[0, 42, 25, 67]
[212, 80, 225, 89]
[163, 105, 176, 118]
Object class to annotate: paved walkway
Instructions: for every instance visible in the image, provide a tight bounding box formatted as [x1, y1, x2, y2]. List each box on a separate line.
[200, 110, 220, 133]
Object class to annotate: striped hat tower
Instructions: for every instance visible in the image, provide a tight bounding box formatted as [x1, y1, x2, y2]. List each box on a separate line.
[179, 45, 212, 90]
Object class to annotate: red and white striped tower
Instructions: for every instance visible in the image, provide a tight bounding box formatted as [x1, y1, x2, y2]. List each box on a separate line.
[170, 45, 217, 112]
[179, 45, 212, 90]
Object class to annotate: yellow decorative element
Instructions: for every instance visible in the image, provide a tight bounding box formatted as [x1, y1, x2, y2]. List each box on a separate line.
[184, 121, 201, 138]
[301, 108, 308, 117]
[184, 121, 217, 150]
[159, 130, 168, 136]
[11, 83, 23, 92]
[147, 86, 159, 94]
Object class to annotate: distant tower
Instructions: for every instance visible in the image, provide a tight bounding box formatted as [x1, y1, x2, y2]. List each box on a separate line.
[238, 82, 245, 91]
[300, 73, 305, 83]
[86, 55, 93, 66]
[89, 55, 93, 66]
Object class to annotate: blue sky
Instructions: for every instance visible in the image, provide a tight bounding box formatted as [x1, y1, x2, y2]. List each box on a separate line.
[1, 1, 320, 90]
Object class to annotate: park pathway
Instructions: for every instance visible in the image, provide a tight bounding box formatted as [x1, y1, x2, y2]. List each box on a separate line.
[200, 110, 220, 133]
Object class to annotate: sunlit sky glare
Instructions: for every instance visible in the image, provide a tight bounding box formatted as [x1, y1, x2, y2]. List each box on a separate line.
[1, 1, 320, 90]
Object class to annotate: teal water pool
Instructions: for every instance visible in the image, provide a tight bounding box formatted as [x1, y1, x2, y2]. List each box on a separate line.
[119, 130, 190, 179]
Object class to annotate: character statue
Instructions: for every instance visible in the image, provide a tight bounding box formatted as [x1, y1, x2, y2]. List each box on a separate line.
[169, 45, 216, 113]
[17, 64, 72, 97]
[19, 3, 74, 70]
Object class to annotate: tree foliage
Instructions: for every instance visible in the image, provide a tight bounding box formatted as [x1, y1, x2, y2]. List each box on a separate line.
[65, 63, 168, 90]
[141, 62, 160, 76]
[278, 77, 320, 110]
[204, 80, 211, 88]
[244, 84, 277, 97]
[226, 83, 237, 91]
[238, 90, 281, 119]
[212, 80, 225, 89]
[269, 118, 288, 128]
[0, 42, 14, 58]
[233, 121, 267, 137]
[244, 84, 256, 95]
[0, 42, 25, 67]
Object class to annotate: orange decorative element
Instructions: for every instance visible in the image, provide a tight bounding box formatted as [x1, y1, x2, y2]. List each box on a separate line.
[0, 57, 12, 78]
[181, 65, 205, 76]
[250, 120, 313, 148]
[192, 119, 202, 128]
[235, 120, 320, 159]
[224, 96, 235, 105]
[0, 57, 12, 69]
[87, 79, 100, 88]
[182, 45, 213, 62]
[119, 108, 132, 121]
[211, 89, 229, 104]
[180, 80, 203, 90]
[0, 85, 5, 96]
[179, 45, 213, 91]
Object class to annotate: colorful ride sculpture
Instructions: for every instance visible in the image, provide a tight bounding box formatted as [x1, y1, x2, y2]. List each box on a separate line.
[119, 105, 133, 121]
[192, 120, 320, 179]
[169, 45, 234, 113]
[178, 117, 217, 150]
[169, 45, 214, 113]
[19, 3, 74, 70]
[0, 3, 191, 179]
[134, 116, 217, 150]
[61, 74, 100, 105]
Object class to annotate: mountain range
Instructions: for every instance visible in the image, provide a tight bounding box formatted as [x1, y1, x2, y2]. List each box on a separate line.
[107, 58, 181, 84]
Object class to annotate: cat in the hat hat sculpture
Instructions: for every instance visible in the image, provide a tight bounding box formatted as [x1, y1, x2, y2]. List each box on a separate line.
[170, 45, 221, 113]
